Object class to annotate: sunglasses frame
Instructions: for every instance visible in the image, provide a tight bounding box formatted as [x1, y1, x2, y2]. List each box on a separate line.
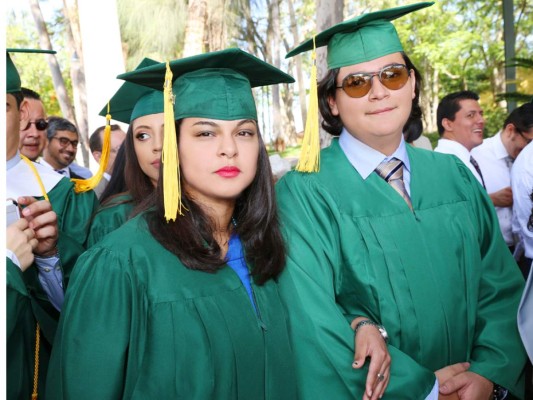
[23, 119, 49, 131]
[336, 64, 411, 98]
[51, 136, 79, 148]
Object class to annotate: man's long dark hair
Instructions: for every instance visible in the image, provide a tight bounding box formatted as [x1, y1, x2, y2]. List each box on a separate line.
[318, 52, 422, 136]
[146, 119, 286, 285]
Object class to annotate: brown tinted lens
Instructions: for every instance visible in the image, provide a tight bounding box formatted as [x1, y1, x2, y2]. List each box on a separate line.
[379, 65, 409, 90]
[342, 74, 372, 98]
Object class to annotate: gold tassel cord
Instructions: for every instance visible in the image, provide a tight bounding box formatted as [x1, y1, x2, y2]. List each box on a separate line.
[296, 35, 320, 173]
[19, 154, 46, 400]
[162, 61, 183, 222]
[72, 108, 112, 193]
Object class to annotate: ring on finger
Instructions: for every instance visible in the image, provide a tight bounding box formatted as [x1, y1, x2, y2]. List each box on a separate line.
[377, 373, 385, 382]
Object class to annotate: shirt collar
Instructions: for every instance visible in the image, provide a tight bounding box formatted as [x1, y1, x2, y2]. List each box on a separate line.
[492, 131, 511, 160]
[7, 152, 21, 171]
[339, 128, 410, 179]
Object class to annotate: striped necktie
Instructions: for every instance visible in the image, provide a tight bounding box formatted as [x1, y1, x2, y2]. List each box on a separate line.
[469, 155, 486, 189]
[375, 157, 412, 209]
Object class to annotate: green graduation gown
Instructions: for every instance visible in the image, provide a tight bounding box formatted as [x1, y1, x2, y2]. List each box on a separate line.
[276, 139, 526, 399]
[86, 193, 134, 247]
[7, 160, 98, 399]
[46, 214, 298, 399]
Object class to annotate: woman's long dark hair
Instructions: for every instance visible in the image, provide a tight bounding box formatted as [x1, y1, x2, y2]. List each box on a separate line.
[99, 142, 129, 204]
[123, 122, 158, 213]
[318, 52, 423, 136]
[146, 120, 286, 285]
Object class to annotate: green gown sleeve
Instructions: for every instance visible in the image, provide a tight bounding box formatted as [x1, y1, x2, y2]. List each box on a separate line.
[455, 160, 526, 397]
[86, 196, 134, 248]
[46, 246, 138, 399]
[7, 258, 51, 399]
[276, 174, 436, 400]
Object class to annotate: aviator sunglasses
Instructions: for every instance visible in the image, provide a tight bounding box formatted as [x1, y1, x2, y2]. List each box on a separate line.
[336, 64, 411, 98]
[22, 119, 49, 131]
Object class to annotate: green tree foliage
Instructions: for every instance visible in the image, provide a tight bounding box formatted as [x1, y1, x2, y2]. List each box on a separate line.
[7, 9, 70, 117]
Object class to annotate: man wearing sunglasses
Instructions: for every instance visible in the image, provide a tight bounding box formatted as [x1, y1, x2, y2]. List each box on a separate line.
[6, 49, 98, 399]
[19, 87, 48, 161]
[472, 103, 533, 254]
[41, 116, 85, 179]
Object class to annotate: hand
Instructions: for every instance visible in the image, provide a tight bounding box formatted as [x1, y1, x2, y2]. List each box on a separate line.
[435, 362, 470, 400]
[439, 371, 493, 400]
[351, 317, 391, 400]
[7, 218, 38, 271]
[18, 197, 58, 257]
[489, 187, 513, 207]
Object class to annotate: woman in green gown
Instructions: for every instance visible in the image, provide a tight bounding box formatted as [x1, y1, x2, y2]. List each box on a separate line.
[86, 58, 165, 247]
[277, 3, 527, 400]
[47, 49, 302, 399]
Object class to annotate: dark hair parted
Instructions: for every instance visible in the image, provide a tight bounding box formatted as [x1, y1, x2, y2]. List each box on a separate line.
[146, 119, 286, 285]
[123, 123, 157, 207]
[436, 90, 479, 136]
[503, 102, 533, 133]
[21, 87, 41, 101]
[318, 52, 422, 136]
[46, 116, 78, 139]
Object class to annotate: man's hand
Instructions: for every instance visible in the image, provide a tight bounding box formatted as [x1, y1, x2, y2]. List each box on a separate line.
[489, 187, 513, 207]
[435, 362, 470, 400]
[18, 197, 58, 257]
[7, 218, 38, 271]
[439, 371, 493, 400]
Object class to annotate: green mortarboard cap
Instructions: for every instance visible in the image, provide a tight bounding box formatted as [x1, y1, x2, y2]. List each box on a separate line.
[6, 48, 56, 94]
[286, 2, 433, 68]
[117, 48, 295, 121]
[99, 58, 164, 124]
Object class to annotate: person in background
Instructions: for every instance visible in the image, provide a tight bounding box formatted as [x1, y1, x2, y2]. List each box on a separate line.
[85, 57, 164, 247]
[472, 103, 533, 252]
[18, 87, 48, 161]
[89, 123, 126, 198]
[6, 48, 98, 400]
[434, 90, 486, 187]
[278, 2, 526, 399]
[41, 116, 85, 178]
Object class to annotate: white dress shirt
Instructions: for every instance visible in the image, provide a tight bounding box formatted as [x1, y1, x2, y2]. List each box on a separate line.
[511, 141, 533, 259]
[434, 139, 484, 185]
[472, 132, 515, 245]
[518, 265, 533, 363]
[39, 158, 70, 177]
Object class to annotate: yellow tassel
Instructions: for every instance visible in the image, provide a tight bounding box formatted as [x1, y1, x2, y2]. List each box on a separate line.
[72, 106, 112, 193]
[296, 35, 320, 173]
[162, 61, 182, 222]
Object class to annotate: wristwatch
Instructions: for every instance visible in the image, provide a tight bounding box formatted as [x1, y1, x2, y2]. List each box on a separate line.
[354, 319, 389, 343]
[493, 383, 508, 400]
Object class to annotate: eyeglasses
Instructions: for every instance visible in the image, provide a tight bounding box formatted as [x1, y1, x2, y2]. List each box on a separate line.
[22, 119, 48, 131]
[336, 64, 411, 98]
[51, 136, 79, 148]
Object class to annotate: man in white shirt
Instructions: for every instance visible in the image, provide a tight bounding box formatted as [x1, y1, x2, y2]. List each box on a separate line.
[472, 103, 533, 249]
[434, 90, 486, 186]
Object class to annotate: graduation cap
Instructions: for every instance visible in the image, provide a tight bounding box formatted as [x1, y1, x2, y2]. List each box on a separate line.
[285, 2, 433, 172]
[6, 48, 56, 94]
[99, 57, 163, 124]
[71, 58, 165, 194]
[118, 48, 295, 221]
